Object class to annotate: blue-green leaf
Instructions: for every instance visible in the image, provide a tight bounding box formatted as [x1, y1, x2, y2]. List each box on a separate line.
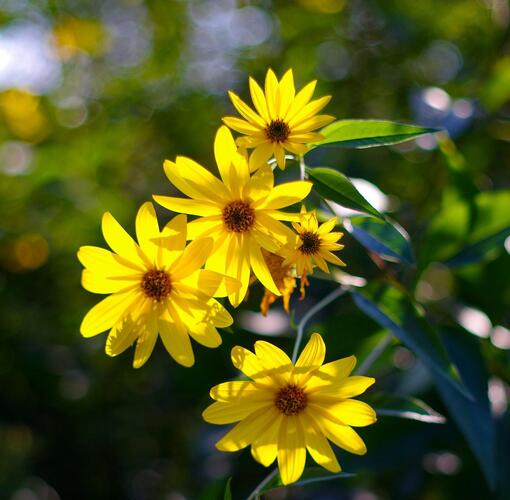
[366, 393, 446, 424]
[435, 327, 496, 489]
[351, 284, 470, 399]
[306, 167, 383, 219]
[344, 215, 415, 265]
[223, 477, 232, 500]
[308, 120, 438, 150]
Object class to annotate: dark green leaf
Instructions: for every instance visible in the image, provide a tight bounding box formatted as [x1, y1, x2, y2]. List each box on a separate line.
[306, 167, 383, 219]
[435, 327, 496, 489]
[366, 393, 446, 424]
[445, 225, 510, 268]
[260, 468, 354, 494]
[344, 215, 415, 265]
[350, 284, 471, 399]
[308, 120, 438, 150]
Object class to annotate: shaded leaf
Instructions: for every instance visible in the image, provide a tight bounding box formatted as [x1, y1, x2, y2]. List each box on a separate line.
[344, 215, 415, 265]
[307, 167, 383, 219]
[224, 477, 232, 500]
[435, 326, 496, 489]
[350, 284, 470, 399]
[366, 393, 446, 424]
[260, 468, 354, 494]
[445, 225, 510, 268]
[309, 120, 437, 150]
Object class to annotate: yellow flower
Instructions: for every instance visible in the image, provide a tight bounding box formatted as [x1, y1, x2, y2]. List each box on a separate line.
[281, 209, 345, 296]
[78, 202, 238, 368]
[223, 69, 335, 171]
[259, 249, 296, 316]
[202, 333, 376, 485]
[153, 126, 312, 307]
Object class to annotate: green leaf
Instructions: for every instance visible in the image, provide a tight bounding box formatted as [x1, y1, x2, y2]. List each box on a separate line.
[260, 468, 354, 494]
[308, 120, 438, 150]
[344, 215, 415, 265]
[306, 167, 383, 219]
[445, 225, 510, 268]
[223, 477, 232, 500]
[435, 327, 496, 489]
[365, 393, 446, 424]
[420, 190, 510, 267]
[350, 283, 471, 399]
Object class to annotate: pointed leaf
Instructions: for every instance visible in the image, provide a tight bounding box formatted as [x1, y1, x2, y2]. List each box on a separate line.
[435, 326, 496, 489]
[223, 477, 232, 500]
[306, 167, 383, 219]
[344, 215, 415, 265]
[350, 284, 471, 399]
[308, 120, 438, 150]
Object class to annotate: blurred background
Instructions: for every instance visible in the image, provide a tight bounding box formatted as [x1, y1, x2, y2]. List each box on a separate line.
[1, 0, 510, 498]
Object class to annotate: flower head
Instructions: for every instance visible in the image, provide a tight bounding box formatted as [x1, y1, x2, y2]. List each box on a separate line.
[202, 333, 376, 485]
[223, 69, 335, 170]
[281, 208, 345, 296]
[78, 202, 238, 368]
[154, 126, 312, 307]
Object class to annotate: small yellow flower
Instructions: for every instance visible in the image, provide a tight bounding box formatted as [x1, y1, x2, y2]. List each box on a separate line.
[223, 69, 335, 171]
[154, 126, 312, 307]
[259, 249, 296, 316]
[78, 202, 238, 368]
[203, 333, 376, 485]
[281, 209, 345, 296]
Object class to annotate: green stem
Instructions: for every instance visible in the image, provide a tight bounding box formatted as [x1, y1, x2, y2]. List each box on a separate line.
[355, 332, 392, 375]
[245, 467, 278, 500]
[292, 286, 347, 363]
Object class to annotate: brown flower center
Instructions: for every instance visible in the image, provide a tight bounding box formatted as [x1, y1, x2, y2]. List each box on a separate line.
[141, 269, 172, 301]
[265, 119, 290, 143]
[274, 384, 308, 416]
[222, 200, 255, 233]
[299, 231, 321, 255]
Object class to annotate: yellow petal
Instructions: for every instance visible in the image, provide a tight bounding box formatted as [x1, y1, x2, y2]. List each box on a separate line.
[170, 238, 213, 280]
[186, 320, 222, 348]
[135, 202, 160, 264]
[210, 381, 271, 402]
[228, 91, 266, 128]
[231, 345, 272, 382]
[159, 309, 194, 367]
[186, 216, 223, 240]
[244, 163, 274, 201]
[284, 142, 309, 155]
[313, 376, 376, 400]
[81, 269, 138, 294]
[214, 125, 237, 185]
[170, 156, 230, 203]
[289, 95, 331, 128]
[153, 195, 220, 217]
[277, 416, 306, 485]
[295, 332, 325, 373]
[319, 399, 377, 427]
[254, 213, 295, 245]
[274, 144, 286, 170]
[180, 269, 240, 298]
[214, 406, 276, 451]
[251, 409, 283, 467]
[249, 76, 270, 122]
[158, 213, 188, 268]
[305, 356, 357, 391]
[264, 69, 279, 119]
[292, 114, 336, 134]
[80, 289, 141, 338]
[248, 142, 273, 172]
[77, 245, 143, 275]
[285, 80, 317, 122]
[256, 181, 313, 210]
[300, 411, 341, 473]
[226, 235, 251, 307]
[318, 217, 338, 234]
[249, 240, 280, 295]
[318, 418, 367, 455]
[254, 340, 293, 383]
[222, 116, 263, 135]
[102, 212, 147, 267]
[277, 69, 295, 118]
[203, 400, 270, 426]
[132, 311, 158, 368]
